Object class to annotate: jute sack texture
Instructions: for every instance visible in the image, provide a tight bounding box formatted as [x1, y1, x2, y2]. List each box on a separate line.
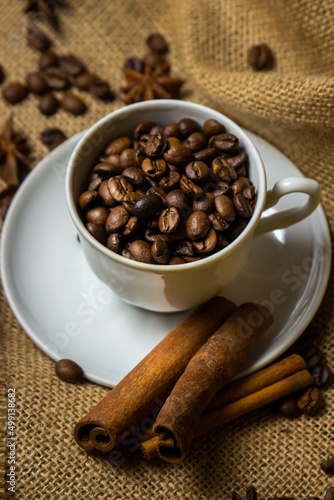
[0, 0, 333, 498]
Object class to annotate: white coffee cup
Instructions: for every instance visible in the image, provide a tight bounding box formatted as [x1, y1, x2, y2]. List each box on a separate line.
[65, 100, 321, 312]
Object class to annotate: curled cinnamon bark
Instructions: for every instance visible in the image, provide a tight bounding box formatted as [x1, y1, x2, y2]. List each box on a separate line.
[74, 296, 236, 452]
[153, 302, 273, 463]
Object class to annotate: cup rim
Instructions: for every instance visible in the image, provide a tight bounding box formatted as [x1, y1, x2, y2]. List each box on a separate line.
[65, 99, 267, 273]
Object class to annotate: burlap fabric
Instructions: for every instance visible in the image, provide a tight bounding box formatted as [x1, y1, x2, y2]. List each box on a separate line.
[1, 0, 334, 498]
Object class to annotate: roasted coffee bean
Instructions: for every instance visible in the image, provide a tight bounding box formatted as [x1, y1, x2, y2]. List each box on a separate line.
[325, 488, 334, 500]
[234, 193, 254, 218]
[150, 125, 165, 136]
[145, 133, 167, 158]
[212, 157, 237, 182]
[145, 229, 169, 243]
[159, 171, 181, 192]
[226, 150, 248, 168]
[98, 180, 116, 208]
[105, 205, 129, 232]
[86, 222, 107, 245]
[277, 396, 301, 418]
[123, 216, 140, 236]
[248, 43, 272, 70]
[151, 240, 170, 264]
[167, 221, 188, 241]
[301, 346, 323, 371]
[41, 127, 67, 147]
[108, 176, 133, 202]
[106, 233, 122, 254]
[39, 50, 59, 70]
[120, 148, 140, 169]
[209, 212, 230, 232]
[312, 364, 333, 389]
[88, 175, 103, 191]
[146, 33, 169, 54]
[192, 228, 217, 253]
[48, 135, 66, 150]
[297, 386, 322, 415]
[124, 57, 145, 73]
[192, 193, 214, 213]
[178, 118, 200, 137]
[122, 167, 145, 186]
[2, 82, 28, 104]
[43, 66, 69, 90]
[89, 79, 113, 100]
[39, 93, 59, 115]
[134, 121, 156, 139]
[175, 240, 194, 257]
[105, 137, 132, 156]
[207, 180, 231, 197]
[61, 93, 86, 115]
[166, 137, 181, 149]
[194, 147, 219, 164]
[132, 193, 163, 218]
[86, 206, 109, 225]
[186, 211, 211, 240]
[202, 119, 226, 138]
[215, 195, 236, 222]
[93, 161, 121, 178]
[225, 216, 249, 242]
[55, 359, 83, 383]
[231, 177, 252, 195]
[78, 190, 99, 210]
[129, 240, 154, 263]
[159, 207, 181, 233]
[169, 256, 186, 265]
[26, 72, 48, 94]
[164, 122, 183, 139]
[104, 154, 122, 170]
[75, 72, 97, 90]
[121, 242, 133, 259]
[163, 144, 194, 167]
[59, 54, 86, 76]
[320, 456, 334, 475]
[210, 133, 239, 152]
[166, 189, 190, 213]
[141, 158, 167, 178]
[0, 63, 5, 84]
[185, 161, 209, 183]
[180, 175, 203, 197]
[122, 192, 143, 213]
[185, 132, 207, 153]
[243, 185, 255, 199]
[146, 186, 167, 204]
[26, 25, 51, 51]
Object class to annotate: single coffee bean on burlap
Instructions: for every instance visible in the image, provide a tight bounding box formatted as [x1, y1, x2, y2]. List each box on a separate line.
[146, 33, 169, 53]
[39, 93, 59, 115]
[89, 79, 113, 100]
[59, 54, 86, 76]
[248, 43, 273, 70]
[312, 364, 333, 389]
[2, 82, 28, 104]
[41, 128, 67, 147]
[26, 72, 48, 94]
[60, 94, 86, 115]
[55, 359, 83, 383]
[39, 50, 59, 70]
[26, 25, 52, 51]
[43, 66, 69, 90]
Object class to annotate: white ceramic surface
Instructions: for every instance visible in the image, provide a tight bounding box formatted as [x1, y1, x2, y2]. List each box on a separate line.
[66, 100, 321, 312]
[1, 131, 331, 387]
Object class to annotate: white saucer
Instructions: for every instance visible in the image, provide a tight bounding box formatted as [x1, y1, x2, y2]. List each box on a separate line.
[1, 131, 331, 387]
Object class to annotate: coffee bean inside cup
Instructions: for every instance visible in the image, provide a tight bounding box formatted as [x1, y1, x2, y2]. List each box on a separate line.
[78, 118, 256, 265]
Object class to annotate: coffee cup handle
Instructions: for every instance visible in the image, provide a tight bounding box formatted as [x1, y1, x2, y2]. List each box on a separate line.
[254, 177, 321, 237]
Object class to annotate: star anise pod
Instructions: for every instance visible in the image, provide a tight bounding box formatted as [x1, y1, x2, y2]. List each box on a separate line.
[0, 115, 30, 189]
[23, 0, 68, 30]
[121, 62, 185, 104]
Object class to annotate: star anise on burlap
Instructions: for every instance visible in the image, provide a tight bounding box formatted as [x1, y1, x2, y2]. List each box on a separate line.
[121, 62, 185, 104]
[0, 115, 30, 189]
[23, 0, 68, 29]
[232, 487, 258, 500]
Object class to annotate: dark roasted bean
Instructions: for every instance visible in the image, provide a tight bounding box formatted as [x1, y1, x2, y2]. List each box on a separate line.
[301, 346, 323, 371]
[320, 456, 334, 476]
[86, 222, 107, 245]
[248, 43, 273, 70]
[129, 240, 154, 263]
[41, 127, 66, 147]
[192, 193, 214, 213]
[146, 186, 167, 205]
[202, 119, 226, 138]
[26, 72, 48, 94]
[164, 122, 183, 139]
[166, 189, 190, 213]
[134, 121, 156, 139]
[26, 25, 52, 51]
[132, 193, 163, 218]
[146, 33, 169, 54]
[186, 211, 211, 240]
[194, 147, 219, 163]
[243, 185, 255, 199]
[106, 233, 122, 254]
[39, 50, 59, 70]
[192, 228, 217, 253]
[276, 396, 301, 418]
[61, 93, 86, 115]
[150, 125, 165, 136]
[209, 212, 231, 232]
[94, 161, 121, 178]
[108, 176, 133, 202]
[59, 54, 86, 76]
[105, 205, 129, 233]
[90, 79, 113, 100]
[175, 240, 194, 257]
[185, 161, 209, 183]
[184, 132, 207, 153]
[145, 133, 167, 158]
[215, 195, 236, 222]
[2, 82, 28, 104]
[231, 177, 252, 195]
[105, 137, 132, 155]
[122, 191, 143, 213]
[145, 229, 169, 243]
[122, 167, 145, 186]
[324, 488, 334, 500]
[78, 190, 99, 211]
[163, 144, 194, 167]
[159, 171, 180, 191]
[226, 150, 248, 168]
[75, 72, 97, 90]
[312, 364, 333, 389]
[297, 386, 322, 415]
[159, 207, 181, 233]
[180, 175, 203, 197]
[141, 158, 167, 178]
[86, 206, 109, 225]
[55, 359, 83, 383]
[98, 180, 116, 208]
[43, 66, 69, 90]
[178, 118, 200, 137]
[151, 240, 170, 264]
[123, 216, 140, 236]
[234, 193, 254, 218]
[209, 133, 239, 152]
[39, 93, 59, 115]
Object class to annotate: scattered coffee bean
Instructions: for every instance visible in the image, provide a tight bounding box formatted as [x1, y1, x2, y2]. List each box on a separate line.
[55, 359, 83, 383]
[2, 82, 28, 104]
[39, 92, 59, 115]
[74, 71, 96, 90]
[78, 118, 256, 264]
[43, 66, 69, 90]
[59, 54, 86, 76]
[41, 127, 67, 149]
[297, 386, 322, 415]
[146, 33, 169, 54]
[26, 72, 48, 94]
[39, 50, 59, 70]
[248, 43, 273, 70]
[60, 93, 86, 115]
[26, 25, 52, 51]
[320, 455, 334, 475]
[89, 79, 113, 99]
[277, 396, 301, 418]
[325, 488, 334, 500]
[312, 363, 333, 389]
[302, 345, 323, 371]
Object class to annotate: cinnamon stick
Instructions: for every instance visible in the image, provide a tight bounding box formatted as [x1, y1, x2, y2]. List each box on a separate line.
[74, 296, 236, 452]
[140, 365, 313, 460]
[153, 303, 273, 463]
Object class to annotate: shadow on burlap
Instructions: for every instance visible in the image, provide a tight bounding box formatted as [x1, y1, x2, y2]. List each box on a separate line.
[0, 0, 333, 498]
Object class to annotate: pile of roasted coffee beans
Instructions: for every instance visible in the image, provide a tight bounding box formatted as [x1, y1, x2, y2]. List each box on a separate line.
[1, 25, 114, 116]
[232, 486, 334, 500]
[276, 345, 333, 418]
[78, 118, 256, 265]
